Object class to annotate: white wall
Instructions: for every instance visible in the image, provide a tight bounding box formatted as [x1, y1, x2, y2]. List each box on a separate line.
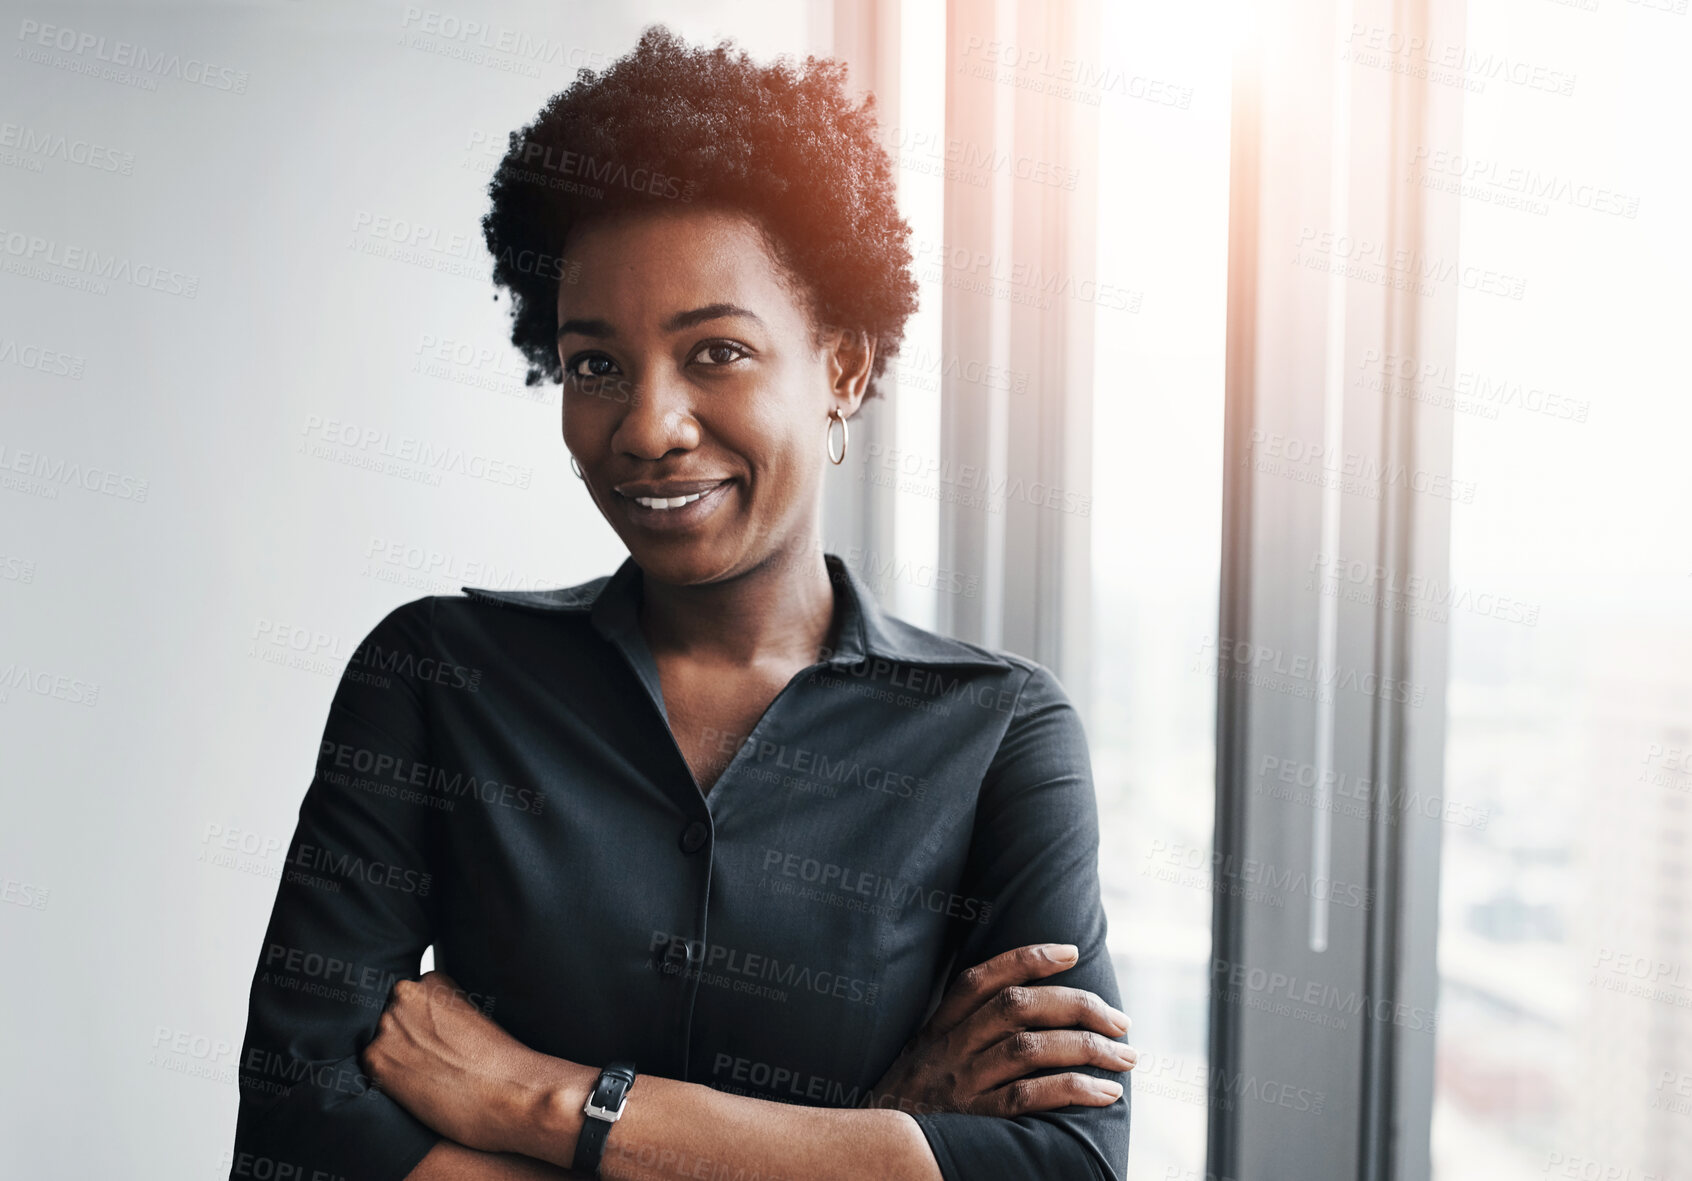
[0, 3, 830, 1175]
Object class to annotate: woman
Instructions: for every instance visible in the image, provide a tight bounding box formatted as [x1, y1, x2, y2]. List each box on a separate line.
[230, 26, 1133, 1181]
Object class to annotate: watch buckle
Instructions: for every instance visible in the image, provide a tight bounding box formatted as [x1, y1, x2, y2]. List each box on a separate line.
[583, 1092, 626, 1123]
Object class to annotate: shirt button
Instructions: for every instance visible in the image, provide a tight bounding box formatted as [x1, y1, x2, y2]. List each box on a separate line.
[654, 938, 690, 980]
[678, 821, 709, 855]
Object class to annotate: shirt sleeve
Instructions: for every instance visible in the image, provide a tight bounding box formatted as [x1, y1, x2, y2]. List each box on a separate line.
[908, 662, 1130, 1181]
[229, 599, 444, 1181]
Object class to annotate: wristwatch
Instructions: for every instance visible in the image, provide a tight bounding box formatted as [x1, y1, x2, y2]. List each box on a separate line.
[572, 1060, 638, 1177]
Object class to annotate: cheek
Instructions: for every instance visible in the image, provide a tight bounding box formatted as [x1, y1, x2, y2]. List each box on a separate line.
[744, 424, 821, 493]
[757, 444, 827, 527]
[561, 390, 621, 447]
[742, 387, 828, 472]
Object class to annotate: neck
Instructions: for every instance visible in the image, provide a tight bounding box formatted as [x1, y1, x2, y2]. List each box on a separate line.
[636, 534, 837, 666]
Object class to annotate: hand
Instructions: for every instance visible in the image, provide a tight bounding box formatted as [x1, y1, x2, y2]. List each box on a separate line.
[860, 943, 1136, 1118]
[360, 969, 578, 1157]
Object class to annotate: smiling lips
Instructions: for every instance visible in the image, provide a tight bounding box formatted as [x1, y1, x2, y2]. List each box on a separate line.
[633, 492, 707, 510]
[612, 477, 732, 512]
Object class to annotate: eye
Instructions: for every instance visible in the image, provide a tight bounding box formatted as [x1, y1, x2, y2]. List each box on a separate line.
[564, 352, 619, 381]
[690, 339, 752, 368]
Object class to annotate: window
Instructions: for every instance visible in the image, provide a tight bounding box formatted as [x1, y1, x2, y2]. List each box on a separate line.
[1430, 3, 1692, 1176]
[1089, 4, 1233, 1177]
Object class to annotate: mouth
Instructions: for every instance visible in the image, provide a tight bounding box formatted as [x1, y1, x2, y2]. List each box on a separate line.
[627, 489, 715, 510]
[610, 478, 735, 528]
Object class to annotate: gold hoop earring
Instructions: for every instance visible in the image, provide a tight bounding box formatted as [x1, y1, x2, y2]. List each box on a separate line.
[570, 455, 585, 480]
[826, 408, 848, 466]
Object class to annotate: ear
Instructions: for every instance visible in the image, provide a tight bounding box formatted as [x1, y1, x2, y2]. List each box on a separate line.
[826, 328, 877, 419]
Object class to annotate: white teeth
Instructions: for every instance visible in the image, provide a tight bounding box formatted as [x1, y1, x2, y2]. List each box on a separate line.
[633, 491, 706, 510]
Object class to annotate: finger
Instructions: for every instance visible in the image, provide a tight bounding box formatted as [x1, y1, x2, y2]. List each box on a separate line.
[384, 976, 419, 1013]
[981, 1071, 1125, 1117]
[957, 984, 1130, 1052]
[971, 1029, 1138, 1092]
[929, 944, 1083, 1036]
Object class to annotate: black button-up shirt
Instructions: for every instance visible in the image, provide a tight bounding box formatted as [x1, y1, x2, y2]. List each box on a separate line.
[230, 552, 1129, 1181]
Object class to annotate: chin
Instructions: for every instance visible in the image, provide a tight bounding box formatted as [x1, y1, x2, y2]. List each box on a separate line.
[622, 537, 743, 587]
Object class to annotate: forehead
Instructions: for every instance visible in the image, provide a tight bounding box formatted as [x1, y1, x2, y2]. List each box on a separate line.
[555, 206, 801, 326]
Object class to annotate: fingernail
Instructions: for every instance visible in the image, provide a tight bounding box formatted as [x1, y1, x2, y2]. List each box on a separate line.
[1115, 1045, 1138, 1069]
[1110, 1009, 1131, 1034]
[1095, 1079, 1123, 1100]
[1044, 943, 1079, 963]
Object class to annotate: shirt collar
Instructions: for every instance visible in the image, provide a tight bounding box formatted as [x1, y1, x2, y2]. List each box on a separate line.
[461, 552, 1009, 671]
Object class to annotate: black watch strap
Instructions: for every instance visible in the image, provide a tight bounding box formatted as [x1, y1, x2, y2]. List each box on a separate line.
[572, 1060, 637, 1177]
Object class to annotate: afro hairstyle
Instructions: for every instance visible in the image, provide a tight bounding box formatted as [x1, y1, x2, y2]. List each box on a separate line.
[481, 24, 919, 398]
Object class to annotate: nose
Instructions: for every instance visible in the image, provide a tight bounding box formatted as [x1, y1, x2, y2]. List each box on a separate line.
[610, 367, 702, 461]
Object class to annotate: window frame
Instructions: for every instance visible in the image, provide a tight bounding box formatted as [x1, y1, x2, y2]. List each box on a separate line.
[1208, 0, 1465, 1176]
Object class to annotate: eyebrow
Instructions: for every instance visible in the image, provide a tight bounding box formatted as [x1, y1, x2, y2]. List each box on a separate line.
[555, 303, 764, 341]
